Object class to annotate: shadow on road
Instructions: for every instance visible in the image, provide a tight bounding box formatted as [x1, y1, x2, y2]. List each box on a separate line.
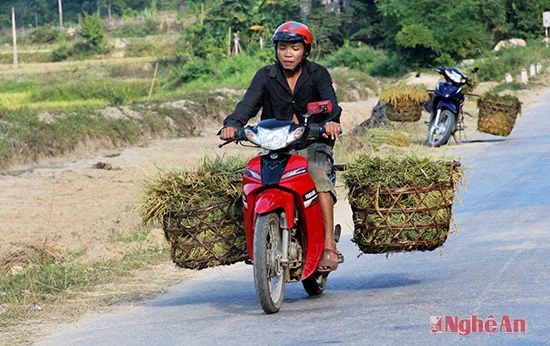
[330, 272, 421, 291]
[462, 138, 507, 144]
[146, 271, 420, 314]
[147, 278, 259, 312]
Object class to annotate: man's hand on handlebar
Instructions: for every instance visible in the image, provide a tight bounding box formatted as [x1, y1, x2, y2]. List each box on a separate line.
[220, 126, 238, 140]
[322, 121, 341, 140]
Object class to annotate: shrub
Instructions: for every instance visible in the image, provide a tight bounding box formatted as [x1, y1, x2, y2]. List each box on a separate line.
[320, 46, 408, 77]
[28, 27, 65, 44]
[166, 58, 216, 88]
[110, 18, 162, 37]
[475, 43, 549, 82]
[369, 54, 409, 77]
[79, 13, 108, 53]
[50, 44, 72, 62]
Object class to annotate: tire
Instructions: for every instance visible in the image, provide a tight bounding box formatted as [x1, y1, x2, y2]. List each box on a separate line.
[253, 213, 285, 314]
[302, 272, 327, 296]
[427, 109, 456, 147]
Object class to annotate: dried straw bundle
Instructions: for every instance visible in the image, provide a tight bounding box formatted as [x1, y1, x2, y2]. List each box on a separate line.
[0, 244, 61, 276]
[343, 154, 463, 254]
[138, 156, 247, 270]
[462, 73, 479, 94]
[380, 85, 429, 122]
[477, 93, 522, 137]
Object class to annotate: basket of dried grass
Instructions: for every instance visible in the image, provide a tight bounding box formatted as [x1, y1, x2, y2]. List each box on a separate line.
[138, 156, 247, 270]
[343, 154, 463, 254]
[477, 93, 522, 137]
[380, 85, 429, 122]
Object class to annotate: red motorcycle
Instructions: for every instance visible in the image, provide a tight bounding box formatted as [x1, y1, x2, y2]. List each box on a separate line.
[220, 100, 342, 314]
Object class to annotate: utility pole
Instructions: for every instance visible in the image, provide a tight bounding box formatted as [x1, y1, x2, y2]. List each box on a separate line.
[58, 0, 64, 28]
[544, 12, 550, 49]
[12, 7, 18, 70]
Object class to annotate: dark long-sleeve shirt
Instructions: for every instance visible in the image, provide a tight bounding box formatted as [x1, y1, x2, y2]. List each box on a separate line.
[223, 60, 342, 147]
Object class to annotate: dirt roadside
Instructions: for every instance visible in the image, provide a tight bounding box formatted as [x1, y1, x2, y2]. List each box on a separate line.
[1, 74, 548, 343]
[0, 100, 374, 264]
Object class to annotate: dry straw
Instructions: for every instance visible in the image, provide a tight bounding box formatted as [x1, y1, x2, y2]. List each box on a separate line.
[343, 153, 463, 254]
[0, 243, 61, 276]
[138, 155, 247, 270]
[462, 73, 479, 94]
[477, 93, 522, 137]
[380, 84, 429, 122]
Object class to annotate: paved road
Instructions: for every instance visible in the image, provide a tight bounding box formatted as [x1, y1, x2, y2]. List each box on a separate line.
[37, 92, 550, 345]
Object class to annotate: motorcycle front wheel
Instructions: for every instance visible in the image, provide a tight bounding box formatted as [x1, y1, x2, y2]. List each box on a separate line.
[253, 213, 285, 314]
[427, 109, 456, 147]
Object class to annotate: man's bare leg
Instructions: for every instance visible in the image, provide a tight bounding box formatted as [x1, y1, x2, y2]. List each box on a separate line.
[317, 191, 339, 271]
[319, 192, 336, 251]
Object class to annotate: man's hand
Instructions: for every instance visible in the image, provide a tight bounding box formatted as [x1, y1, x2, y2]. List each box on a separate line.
[220, 127, 237, 140]
[322, 121, 341, 140]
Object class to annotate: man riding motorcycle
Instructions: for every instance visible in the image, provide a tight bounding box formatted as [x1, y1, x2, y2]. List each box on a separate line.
[220, 21, 343, 272]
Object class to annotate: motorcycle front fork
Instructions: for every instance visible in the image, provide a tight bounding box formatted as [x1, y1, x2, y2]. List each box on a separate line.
[431, 109, 442, 126]
[280, 212, 289, 268]
[430, 109, 464, 129]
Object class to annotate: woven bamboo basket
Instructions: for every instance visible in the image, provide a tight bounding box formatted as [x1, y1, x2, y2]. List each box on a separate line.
[348, 162, 460, 254]
[386, 102, 423, 122]
[477, 94, 522, 137]
[162, 199, 247, 270]
[380, 85, 429, 122]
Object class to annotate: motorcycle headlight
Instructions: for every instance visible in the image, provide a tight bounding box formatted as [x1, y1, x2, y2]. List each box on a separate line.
[244, 127, 261, 146]
[445, 69, 464, 84]
[250, 125, 305, 150]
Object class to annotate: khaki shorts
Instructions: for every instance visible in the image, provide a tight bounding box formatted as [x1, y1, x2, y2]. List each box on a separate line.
[294, 143, 337, 202]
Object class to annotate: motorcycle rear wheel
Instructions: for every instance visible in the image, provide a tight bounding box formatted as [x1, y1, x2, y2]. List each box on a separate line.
[302, 272, 327, 296]
[253, 213, 285, 314]
[427, 109, 456, 147]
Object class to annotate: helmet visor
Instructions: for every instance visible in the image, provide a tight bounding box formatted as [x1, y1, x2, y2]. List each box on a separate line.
[272, 32, 305, 44]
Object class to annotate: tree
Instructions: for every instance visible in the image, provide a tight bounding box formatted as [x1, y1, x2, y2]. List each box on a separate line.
[478, 0, 508, 42]
[309, 0, 345, 58]
[341, 0, 384, 45]
[79, 12, 108, 53]
[506, 0, 550, 39]
[377, 0, 494, 64]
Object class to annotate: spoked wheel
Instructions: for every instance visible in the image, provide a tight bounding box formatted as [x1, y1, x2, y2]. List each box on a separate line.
[253, 213, 285, 314]
[427, 109, 456, 147]
[302, 272, 327, 296]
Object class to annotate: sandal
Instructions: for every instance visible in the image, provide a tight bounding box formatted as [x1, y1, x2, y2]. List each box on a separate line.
[317, 248, 343, 273]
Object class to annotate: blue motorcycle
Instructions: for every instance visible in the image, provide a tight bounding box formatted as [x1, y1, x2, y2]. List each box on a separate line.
[426, 66, 478, 147]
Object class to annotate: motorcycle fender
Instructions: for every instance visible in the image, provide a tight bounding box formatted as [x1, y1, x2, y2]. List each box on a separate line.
[435, 100, 457, 114]
[247, 189, 295, 261]
[253, 188, 296, 231]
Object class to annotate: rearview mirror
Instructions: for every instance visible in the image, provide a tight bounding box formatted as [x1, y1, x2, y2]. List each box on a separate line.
[306, 100, 332, 115]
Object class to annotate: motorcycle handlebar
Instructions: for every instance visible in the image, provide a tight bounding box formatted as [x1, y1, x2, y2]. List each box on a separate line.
[218, 127, 245, 148]
[307, 124, 343, 140]
[218, 124, 342, 148]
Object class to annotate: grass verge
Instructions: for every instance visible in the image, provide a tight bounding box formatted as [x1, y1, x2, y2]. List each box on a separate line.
[0, 246, 170, 327]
